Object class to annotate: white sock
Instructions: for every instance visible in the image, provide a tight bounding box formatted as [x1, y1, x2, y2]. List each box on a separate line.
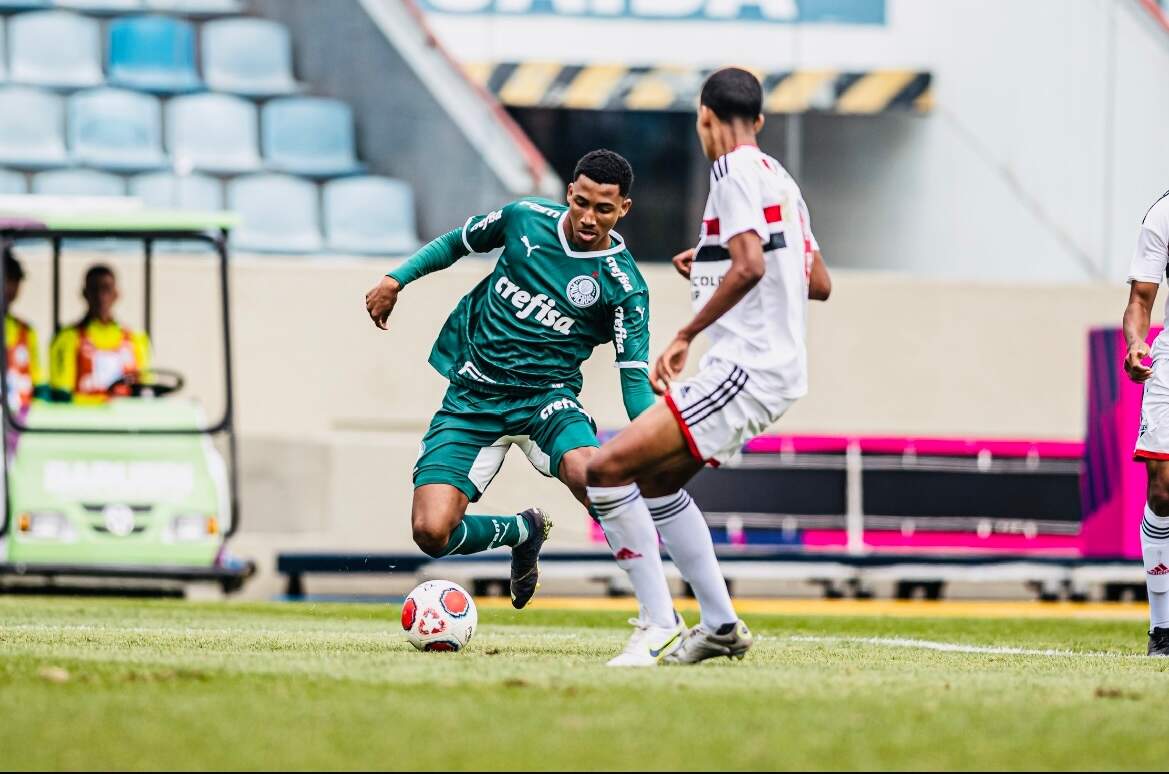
[1142, 505, 1169, 631]
[646, 491, 737, 632]
[587, 483, 676, 628]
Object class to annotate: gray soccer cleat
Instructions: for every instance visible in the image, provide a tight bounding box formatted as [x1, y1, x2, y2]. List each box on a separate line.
[1148, 627, 1169, 657]
[510, 508, 552, 610]
[665, 620, 754, 664]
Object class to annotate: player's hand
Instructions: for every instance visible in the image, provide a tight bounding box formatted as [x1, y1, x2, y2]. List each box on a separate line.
[671, 248, 695, 280]
[651, 334, 691, 395]
[1125, 341, 1154, 383]
[365, 276, 401, 330]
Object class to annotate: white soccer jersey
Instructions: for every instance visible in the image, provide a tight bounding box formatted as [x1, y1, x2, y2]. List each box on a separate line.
[690, 145, 816, 396]
[1129, 191, 1169, 359]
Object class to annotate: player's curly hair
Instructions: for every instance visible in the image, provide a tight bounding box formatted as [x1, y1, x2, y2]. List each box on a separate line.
[572, 149, 634, 197]
[701, 67, 763, 123]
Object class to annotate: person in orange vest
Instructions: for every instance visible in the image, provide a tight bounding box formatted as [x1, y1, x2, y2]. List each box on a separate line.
[4, 247, 47, 414]
[49, 264, 151, 403]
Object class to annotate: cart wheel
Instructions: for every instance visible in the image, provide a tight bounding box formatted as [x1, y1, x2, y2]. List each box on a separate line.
[220, 576, 245, 595]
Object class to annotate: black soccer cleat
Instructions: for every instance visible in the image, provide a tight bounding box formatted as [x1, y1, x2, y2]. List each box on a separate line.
[1148, 627, 1169, 657]
[510, 508, 552, 610]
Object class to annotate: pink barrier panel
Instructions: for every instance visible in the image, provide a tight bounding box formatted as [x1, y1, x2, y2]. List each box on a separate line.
[801, 530, 1082, 556]
[1079, 326, 1159, 559]
[744, 435, 1083, 458]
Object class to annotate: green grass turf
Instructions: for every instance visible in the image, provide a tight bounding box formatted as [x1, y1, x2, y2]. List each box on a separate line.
[0, 597, 1166, 771]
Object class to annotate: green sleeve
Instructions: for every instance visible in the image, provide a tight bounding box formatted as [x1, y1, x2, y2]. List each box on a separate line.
[385, 228, 469, 288]
[619, 366, 655, 420]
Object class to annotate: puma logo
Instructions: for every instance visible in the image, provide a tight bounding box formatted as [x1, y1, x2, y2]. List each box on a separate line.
[521, 235, 539, 257]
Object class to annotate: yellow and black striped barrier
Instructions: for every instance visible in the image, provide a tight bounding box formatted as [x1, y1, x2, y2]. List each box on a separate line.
[463, 62, 932, 114]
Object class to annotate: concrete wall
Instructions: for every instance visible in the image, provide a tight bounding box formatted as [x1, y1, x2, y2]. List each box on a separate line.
[4, 247, 1142, 598]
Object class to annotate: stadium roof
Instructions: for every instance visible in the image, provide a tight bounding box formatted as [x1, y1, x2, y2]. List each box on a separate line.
[465, 64, 933, 114]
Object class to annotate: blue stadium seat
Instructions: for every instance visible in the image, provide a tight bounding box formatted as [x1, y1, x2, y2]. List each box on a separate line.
[262, 97, 362, 177]
[69, 88, 166, 171]
[130, 171, 222, 210]
[323, 176, 420, 255]
[9, 11, 103, 89]
[228, 174, 322, 253]
[107, 15, 201, 93]
[54, 0, 143, 12]
[0, 1, 49, 9]
[0, 169, 28, 194]
[202, 18, 297, 97]
[144, 0, 241, 14]
[0, 86, 68, 168]
[0, 20, 6, 83]
[32, 168, 125, 196]
[165, 92, 261, 174]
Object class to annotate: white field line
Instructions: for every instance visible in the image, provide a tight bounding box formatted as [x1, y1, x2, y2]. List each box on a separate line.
[784, 634, 1128, 658]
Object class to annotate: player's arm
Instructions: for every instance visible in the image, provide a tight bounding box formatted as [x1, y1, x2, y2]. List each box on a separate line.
[613, 290, 654, 420]
[1124, 210, 1169, 383]
[809, 249, 831, 301]
[651, 232, 764, 394]
[364, 204, 511, 330]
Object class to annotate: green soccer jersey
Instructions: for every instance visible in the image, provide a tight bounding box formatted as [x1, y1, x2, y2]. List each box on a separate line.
[427, 198, 650, 396]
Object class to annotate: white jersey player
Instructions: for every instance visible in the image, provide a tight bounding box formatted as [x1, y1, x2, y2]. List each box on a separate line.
[585, 68, 831, 667]
[1123, 189, 1169, 656]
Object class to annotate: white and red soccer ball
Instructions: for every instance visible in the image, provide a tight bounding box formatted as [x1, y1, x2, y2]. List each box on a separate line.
[401, 580, 477, 652]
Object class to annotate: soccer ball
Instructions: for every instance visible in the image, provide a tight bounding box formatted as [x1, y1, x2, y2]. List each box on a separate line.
[401, 580, 477, 652]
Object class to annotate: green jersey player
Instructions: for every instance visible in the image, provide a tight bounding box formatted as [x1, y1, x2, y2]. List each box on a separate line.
[364, 151, 679, 637]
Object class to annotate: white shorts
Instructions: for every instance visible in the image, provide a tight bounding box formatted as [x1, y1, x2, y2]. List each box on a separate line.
[665, 358, 796, 467]
[1136, 357, 1169, 461]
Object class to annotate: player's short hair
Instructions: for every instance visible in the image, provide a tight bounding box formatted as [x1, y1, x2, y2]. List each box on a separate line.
[572, 149, 634, 197]
[700, 67, 763, 123]
[84, 263, 114, 291]
[2, 246, 22, 282]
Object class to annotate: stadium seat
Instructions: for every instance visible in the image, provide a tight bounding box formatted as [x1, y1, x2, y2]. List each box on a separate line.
[0, 1, 49, 8]
[228, 174, 322, 253]
[202, 18, 298, 96]
[261, 97, 363, 177]
[130, 171, 222, 210]
[8, 11, 103, 89]
[323, 176, 420, 255]
[0, 169, 28, 194]
[54, 0, 143, 12]
[107, 15, 201, 93]
[69, 88, 166, 172]
[0, 86, 68, 168]
[32, 168, 125, 196]
[0, 20, 6, 83]
[143, 0, 242, 13]
[165, 93, 261, 174]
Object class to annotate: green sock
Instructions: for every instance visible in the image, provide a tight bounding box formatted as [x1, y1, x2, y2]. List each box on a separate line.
[440, 514, 529, 557]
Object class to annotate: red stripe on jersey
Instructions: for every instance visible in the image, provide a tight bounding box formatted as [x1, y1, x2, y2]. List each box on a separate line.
[703, 218, 720, 236]
[764, 205, 782, 224]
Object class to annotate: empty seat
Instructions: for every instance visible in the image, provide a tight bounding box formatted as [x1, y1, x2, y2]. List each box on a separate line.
[130, 171, 222, 210]
[69, 88, 166, 172]
[108, 15, 200, 93]
[228, 174, 322, 253]
[0, 86, 68, 168]
[9, 11, 103, 89]
[144, 0, 241, 13]
[262, 97, 362, 177]
[324, 177, 420, 255]
[32, 168, 125, 196]
[54, 0, 142, 11]
[0, 1, 49, 8]
[202, 18, 297, 97]
[165, 93, 260, 174]
[0, 20, 6, 82]
[0, 169, 28, 194]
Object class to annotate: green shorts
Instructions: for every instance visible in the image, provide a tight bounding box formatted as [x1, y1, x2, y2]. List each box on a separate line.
[413, 382, 599, 502]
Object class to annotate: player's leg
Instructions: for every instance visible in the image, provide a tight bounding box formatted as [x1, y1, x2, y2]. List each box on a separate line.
[523, 395, 682, 665]
[1142, 459, 1169, 656]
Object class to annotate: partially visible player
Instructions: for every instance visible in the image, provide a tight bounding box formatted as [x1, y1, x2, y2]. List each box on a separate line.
[1122, 188, 1169, 656]
[365, 151, 683, 658]
[586, 68, 831, 664]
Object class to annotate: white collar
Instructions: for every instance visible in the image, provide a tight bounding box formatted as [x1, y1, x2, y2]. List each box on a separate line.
[556, 211, 627, 258]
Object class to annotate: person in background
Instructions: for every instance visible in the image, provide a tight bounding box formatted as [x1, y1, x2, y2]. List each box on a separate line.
[3, 246, 46, 414]
[49, 264, 151, 403]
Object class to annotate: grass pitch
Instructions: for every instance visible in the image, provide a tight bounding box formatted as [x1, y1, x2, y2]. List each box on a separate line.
[0, 596, 1166, 771]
